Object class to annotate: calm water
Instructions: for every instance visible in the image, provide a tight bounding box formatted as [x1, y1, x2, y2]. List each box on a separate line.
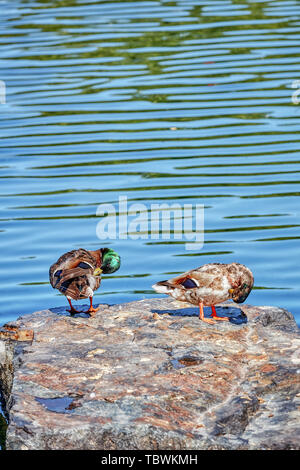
[0, 0, 300, 326]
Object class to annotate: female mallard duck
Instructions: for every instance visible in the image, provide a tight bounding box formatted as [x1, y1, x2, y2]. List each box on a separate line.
[49, 248, 120, 315]
[152, 262, 254, 324]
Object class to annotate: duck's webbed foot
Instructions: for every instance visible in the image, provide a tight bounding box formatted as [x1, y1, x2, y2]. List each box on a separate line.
[211, 305, 229, 321]
[67, 298, 82, 315]
[199, 302, 216, 324]
[85, 297, 100, 317]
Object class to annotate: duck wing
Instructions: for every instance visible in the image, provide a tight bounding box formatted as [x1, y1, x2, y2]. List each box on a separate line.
[166, 267, 217, 289]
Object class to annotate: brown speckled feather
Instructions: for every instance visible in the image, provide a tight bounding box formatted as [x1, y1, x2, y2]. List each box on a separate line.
[49, 249, 102, 301]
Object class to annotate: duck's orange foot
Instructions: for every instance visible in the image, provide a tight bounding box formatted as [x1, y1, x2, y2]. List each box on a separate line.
[200, 317, 216, 325]
[67, 299, 82, 315]
[199, 302, 216, 325]
[67, 307, 82, 315]
[211, 305, 229, 321]
[213, 316, 229, 321]
[85, 298, 100, 317]
[85, 306, 100, 316]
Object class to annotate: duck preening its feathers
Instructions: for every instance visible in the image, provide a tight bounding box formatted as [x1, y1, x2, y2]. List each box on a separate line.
[152, 262, 254, 325]
[49, 247, 120, 315]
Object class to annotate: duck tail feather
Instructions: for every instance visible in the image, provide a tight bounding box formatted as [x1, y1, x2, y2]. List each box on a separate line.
[152, 280, 176, 294]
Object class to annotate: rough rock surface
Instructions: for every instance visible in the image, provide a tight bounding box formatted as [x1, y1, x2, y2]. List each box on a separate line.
[0, 298, 299, 450]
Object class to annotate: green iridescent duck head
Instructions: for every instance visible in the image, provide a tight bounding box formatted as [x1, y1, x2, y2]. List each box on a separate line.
[100, 248, 121, 274]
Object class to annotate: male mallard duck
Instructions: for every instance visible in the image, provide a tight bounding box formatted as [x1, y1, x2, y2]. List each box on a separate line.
[152, 262, 254, 324]
[49, 248, 120, 315]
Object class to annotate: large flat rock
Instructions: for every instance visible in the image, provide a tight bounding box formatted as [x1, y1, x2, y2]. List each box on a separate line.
[0, 298, 299, 450]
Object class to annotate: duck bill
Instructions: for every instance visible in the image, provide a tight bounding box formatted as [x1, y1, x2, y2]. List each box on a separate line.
[93, 268, 103, 276]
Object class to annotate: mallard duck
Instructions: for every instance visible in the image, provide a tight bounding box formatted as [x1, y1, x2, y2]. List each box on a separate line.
[49, 248, 120, 315]
[152, 262, 254, 324]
